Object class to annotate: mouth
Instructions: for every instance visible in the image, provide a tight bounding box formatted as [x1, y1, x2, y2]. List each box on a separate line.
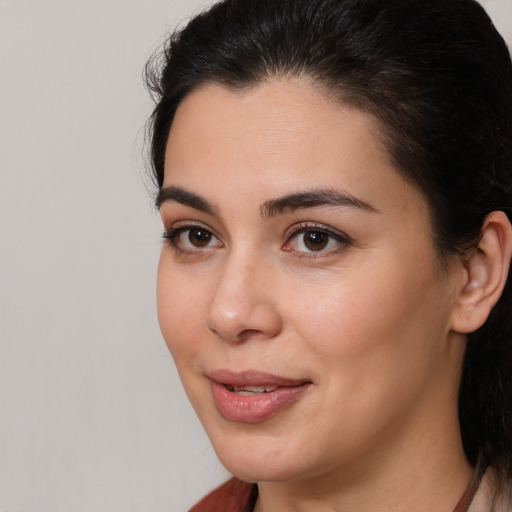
[223, 384, 280, 395]
[208, 370, 312, 423]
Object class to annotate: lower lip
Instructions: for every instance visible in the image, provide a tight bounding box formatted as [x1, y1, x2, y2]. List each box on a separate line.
[210, 381, 311, 423]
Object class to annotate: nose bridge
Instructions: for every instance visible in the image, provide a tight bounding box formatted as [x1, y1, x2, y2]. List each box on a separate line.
[206, 246, 281, 341]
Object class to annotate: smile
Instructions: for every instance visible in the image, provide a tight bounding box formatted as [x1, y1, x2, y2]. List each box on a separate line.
[224, 384, 279, 395]
[209, 370, 312, 423]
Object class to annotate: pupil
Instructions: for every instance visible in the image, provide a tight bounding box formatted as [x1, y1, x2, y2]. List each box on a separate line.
[304, 231, 328, 251]
[189, 229, 211, 247]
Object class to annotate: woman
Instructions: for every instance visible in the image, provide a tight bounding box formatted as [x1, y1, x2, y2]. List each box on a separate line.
[145, 0, 512, 510]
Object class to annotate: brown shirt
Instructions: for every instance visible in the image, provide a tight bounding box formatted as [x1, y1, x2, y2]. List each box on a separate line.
[189, 478, 256, 512]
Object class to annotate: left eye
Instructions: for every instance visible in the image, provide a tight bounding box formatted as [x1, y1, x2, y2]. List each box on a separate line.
[287, 226, 349, 253]
[295, 231, 331, 251]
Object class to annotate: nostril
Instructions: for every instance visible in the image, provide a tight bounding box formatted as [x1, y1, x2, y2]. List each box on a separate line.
[240, 328, 259, 336]
[238, 328, 264, 341]
[206, 286, 282, 342]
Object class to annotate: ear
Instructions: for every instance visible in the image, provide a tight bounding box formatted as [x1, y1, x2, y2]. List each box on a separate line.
[450, 211, 512, 334]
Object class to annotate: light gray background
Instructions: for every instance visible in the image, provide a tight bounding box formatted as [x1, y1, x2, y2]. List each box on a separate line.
[0, 1, 511, 510]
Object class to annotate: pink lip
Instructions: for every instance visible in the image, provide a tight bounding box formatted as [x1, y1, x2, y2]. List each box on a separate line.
[209, 369, 312, 423]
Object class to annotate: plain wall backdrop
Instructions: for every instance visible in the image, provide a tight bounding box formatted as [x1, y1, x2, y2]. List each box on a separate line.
[0, 0, 511, 510]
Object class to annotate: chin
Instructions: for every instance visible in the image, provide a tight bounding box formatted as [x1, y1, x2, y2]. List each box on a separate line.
[208, 428, 310, 484]
[218, 455, 298, 484]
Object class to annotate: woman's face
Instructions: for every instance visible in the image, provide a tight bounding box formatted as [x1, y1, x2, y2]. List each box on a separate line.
[157, 80, 464, 484]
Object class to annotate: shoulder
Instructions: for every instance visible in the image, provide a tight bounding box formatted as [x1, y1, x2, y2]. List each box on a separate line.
[189, 477, 257, 512]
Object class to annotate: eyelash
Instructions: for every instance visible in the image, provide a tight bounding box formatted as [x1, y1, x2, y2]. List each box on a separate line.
[283, 222, 352, 257]
[162, 223, 222, 254]
[162, 221, 352, 257]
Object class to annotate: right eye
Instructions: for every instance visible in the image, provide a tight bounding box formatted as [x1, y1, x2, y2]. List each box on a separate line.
[163, 224, 223, 251]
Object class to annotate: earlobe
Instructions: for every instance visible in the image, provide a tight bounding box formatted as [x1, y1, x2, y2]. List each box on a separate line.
[450, 211, 512, 334]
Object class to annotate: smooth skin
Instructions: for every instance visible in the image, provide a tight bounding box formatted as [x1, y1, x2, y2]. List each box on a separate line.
[156, 79, 512, 512]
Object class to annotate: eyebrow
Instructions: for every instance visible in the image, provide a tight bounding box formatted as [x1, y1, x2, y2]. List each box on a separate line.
[156, 185, 380, 216]
[156, 186, 218, 214]
[261, 188, 380, 217]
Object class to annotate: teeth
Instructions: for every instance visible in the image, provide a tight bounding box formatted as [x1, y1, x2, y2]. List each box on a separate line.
[225, 385, 279, 394]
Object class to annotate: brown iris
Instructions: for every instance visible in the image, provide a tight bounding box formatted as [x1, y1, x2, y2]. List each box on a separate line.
[303, 231, 329, 251]
[188, 228, 212, 247]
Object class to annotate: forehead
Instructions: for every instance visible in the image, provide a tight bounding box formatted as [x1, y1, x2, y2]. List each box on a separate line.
[166, 80, 383, 174]
[167, 79, 383, 145]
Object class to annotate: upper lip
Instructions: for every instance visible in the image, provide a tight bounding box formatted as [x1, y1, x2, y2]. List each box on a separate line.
[208, 369, 310, 387]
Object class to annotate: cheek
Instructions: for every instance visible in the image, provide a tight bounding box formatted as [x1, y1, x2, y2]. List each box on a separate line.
[290, 259, 450, 391]
[281, 266, 452, 459]
[157, 258, 214, 417]
[156, 256, 206, 364]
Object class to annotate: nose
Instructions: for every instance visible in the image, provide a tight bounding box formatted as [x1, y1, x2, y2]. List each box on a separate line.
[205, 254, 282, 342]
